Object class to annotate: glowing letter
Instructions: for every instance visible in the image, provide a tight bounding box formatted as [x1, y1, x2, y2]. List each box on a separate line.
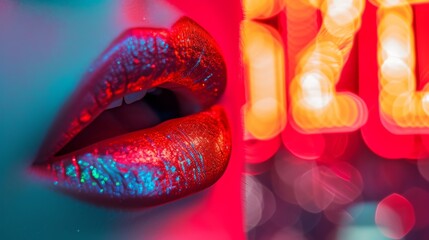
[242, 0, 287, 139]
[289, 0, 368, 133]
[375, 0, 429, 134]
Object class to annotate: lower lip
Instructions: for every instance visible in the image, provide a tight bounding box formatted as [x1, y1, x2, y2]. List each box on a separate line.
[32, 106, 231, 207]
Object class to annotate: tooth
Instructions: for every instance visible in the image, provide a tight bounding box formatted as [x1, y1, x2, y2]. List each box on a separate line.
[106, 98, 123, 110]
[124, 90, 147, 104]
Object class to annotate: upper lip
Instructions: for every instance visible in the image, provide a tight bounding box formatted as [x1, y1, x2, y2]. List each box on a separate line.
[36, 17, 226, 162]
[32, 17, 231, 207]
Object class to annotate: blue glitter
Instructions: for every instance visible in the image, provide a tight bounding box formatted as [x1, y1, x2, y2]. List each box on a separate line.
[179, 160, 186, 173]
[66, 165, 76, 177]
[184, 48, 205, 77]
[91, 169, 99, 179]
[50, 154, 173, 199]
[203, 73, 213, 82]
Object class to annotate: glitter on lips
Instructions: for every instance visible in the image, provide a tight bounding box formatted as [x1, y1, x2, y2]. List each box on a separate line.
[33, 17, 231, 207]
[44, 106, 230, 207]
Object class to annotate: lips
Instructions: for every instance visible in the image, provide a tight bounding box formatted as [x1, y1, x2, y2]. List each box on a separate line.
[32, 17, 231, 207]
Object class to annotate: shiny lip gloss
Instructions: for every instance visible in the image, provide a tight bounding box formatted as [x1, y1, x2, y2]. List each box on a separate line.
[32, 17, 231, 207]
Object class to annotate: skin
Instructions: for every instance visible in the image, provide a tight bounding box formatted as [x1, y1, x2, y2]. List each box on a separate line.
[0, 1, 243, 239]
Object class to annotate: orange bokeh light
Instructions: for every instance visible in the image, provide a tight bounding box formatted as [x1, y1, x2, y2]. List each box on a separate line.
[242, 20, 287, 139]
[377, 1, 429, 134]
[290, 0, 368, 133]
[243, 0, 286, 19]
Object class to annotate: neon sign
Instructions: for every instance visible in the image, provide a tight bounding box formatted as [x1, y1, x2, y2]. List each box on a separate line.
[242, 0, 429, 160]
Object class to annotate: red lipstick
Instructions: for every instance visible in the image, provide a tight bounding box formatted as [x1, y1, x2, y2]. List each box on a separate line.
[32, 17, 231, 207]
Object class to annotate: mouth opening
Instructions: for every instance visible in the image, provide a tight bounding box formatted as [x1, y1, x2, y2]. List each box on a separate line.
[56, 87, 200, 156]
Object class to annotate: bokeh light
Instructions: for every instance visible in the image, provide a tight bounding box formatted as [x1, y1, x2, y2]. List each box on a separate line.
[375, 193, 415, 239]
[242, 20, 287, 139]
[417, 157, 429, 181]
[289, 0, 368, 134]
[337, 203, 390, 240]
[243, 0, 286, 19]
[377, 1, 429, 134]
[244, 132, 281, 164]
[244, 175, 277, 232]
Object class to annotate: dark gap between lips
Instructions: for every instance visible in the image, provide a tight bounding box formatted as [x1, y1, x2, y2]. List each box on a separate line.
[56, 88, 188, 156]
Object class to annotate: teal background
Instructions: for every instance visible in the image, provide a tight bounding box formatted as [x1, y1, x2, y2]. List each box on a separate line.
[0, 1, 195, 239]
